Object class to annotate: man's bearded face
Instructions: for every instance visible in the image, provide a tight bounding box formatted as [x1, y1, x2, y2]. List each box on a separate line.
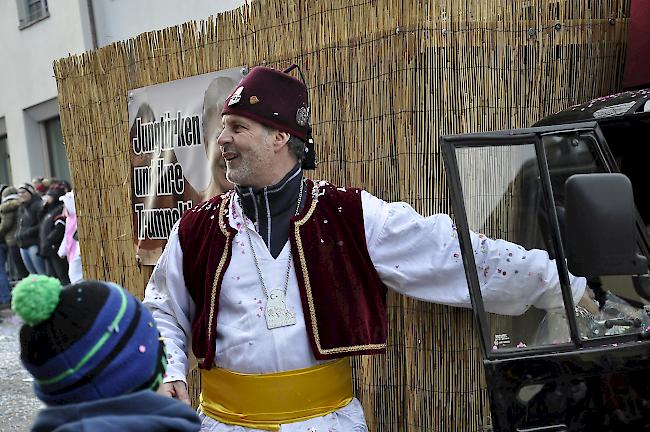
[217, 114, 275, 187]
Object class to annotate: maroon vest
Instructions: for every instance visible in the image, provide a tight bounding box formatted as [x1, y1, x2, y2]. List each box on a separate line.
[178, 179, 388, 369]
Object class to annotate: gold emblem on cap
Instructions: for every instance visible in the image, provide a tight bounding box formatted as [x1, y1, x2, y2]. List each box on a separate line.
[250, 96, 259, 104]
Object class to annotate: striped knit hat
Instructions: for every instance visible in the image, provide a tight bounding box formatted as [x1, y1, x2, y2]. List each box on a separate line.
[12, 276, 167, 405]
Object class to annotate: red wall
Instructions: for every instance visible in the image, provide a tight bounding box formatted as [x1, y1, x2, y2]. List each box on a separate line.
[623, 0, 650, 89]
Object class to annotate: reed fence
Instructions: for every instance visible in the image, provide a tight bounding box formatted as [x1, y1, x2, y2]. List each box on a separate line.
[54, 0, 630, 429]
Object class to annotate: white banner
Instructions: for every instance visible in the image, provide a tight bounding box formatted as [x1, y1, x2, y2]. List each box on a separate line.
[127, 67, 245, 264]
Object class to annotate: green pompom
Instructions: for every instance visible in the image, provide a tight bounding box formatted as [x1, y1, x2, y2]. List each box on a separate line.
[11, 275, 62, 326]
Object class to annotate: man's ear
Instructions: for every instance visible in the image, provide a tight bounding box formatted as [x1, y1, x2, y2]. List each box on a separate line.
[271, 130, 291, 152]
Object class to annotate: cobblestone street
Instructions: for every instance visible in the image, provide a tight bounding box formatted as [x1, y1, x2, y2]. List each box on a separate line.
[0, 308, 44, 432]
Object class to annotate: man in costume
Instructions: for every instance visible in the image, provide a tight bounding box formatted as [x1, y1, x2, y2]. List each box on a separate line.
[144, 65, 598, 431]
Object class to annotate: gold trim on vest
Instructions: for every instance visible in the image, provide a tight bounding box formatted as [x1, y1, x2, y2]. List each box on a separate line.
[293, 182, 386, 355]
[207, 193, 233, 344]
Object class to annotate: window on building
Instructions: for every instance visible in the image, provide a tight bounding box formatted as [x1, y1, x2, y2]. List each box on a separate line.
[44, 117, 71, 182]
[0, 135, 11, 185]
[17, 0, 49, 28]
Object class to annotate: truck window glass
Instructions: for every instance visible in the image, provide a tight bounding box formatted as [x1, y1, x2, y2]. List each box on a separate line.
[543, 132, 650, 342]
[455, 142, 572, 352]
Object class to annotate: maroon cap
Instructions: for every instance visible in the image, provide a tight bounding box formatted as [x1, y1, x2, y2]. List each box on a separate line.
[222, 66, 310, 140]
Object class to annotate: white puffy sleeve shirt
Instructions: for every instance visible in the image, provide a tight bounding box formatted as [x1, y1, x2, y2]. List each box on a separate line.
[143, 191, 586, 382]
[361, 192, 585, 314]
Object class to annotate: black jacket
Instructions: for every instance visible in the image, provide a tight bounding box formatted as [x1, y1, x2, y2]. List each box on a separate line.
[16, 195, 43, 248]
[38, 201, 65, 257]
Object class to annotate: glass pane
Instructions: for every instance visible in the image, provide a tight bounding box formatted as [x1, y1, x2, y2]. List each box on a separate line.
[455, 143, 571, 351]
[28, 3, 43, 21]
[0, 135, 11, 184]
[44, 117, 72, 183]
[25, 0, 47, 22]
[543, 133, 650, 340]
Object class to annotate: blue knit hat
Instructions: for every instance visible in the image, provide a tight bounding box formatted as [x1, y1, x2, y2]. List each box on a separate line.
[12, 276, 167, 406]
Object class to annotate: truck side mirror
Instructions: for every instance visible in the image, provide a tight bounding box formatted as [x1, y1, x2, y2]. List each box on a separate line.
[564, 173, 648, 277]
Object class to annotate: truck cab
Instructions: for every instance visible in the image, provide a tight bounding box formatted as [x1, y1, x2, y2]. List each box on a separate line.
[441, 89, 650, 431]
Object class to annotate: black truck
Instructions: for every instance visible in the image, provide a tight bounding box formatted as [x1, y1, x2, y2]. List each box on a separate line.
[441, 89, 650, 431]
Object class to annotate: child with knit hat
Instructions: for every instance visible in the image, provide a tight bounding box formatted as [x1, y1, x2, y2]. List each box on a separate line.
[12, 275, 200, 431]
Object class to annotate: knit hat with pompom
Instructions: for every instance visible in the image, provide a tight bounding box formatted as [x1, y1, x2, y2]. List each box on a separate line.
[12, 275, 168, 406]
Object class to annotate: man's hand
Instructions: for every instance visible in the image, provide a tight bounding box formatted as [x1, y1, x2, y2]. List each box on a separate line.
[577, 286, 599, 315]
[157, 380, 191, 405]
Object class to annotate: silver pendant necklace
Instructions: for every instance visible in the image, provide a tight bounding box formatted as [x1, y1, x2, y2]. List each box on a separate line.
[240, 177, 304, 329]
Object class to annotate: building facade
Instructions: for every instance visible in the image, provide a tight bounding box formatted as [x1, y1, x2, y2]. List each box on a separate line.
[0, 0, 244, 186]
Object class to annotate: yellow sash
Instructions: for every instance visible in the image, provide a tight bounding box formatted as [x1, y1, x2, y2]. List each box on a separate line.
[200, 358, 353, 431]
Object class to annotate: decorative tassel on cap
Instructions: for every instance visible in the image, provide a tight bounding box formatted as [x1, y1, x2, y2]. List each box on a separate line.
[303, 130, 318, 170]
[284, 64, 318, 170]
[12, 275, 62, 326]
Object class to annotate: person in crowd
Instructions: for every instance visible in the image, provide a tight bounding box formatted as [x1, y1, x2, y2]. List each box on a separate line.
[144, 66, 599, 431]
[12, 275, 201, 431]
[37, 183, 69, 284]
[59, 180, 72, 193]
[58, 191, 82, 283]
[16, 184, 46, 275]
[31, 177, 50, 197]
[0, 184, 10, 308]
[0, 185, 28, 281]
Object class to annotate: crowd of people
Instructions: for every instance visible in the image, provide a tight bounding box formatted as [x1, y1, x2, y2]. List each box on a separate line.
[0, 176, 82, 309]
